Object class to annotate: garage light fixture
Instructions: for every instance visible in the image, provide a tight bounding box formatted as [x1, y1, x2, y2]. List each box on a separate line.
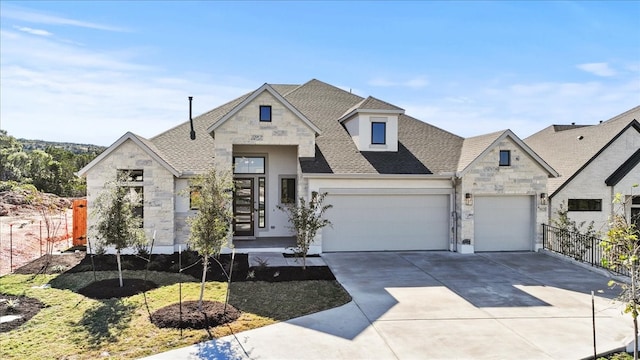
[540, 193, 547, 205]
[465, 193, 473, 206]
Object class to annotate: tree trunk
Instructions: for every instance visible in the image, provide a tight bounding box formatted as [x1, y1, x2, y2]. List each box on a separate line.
[199, 256, 208, 311]
[634, 269, 638, 360]
[634, 266, 638, 360]
[635, 312, 638, 360]
[116, 249, 123, 287]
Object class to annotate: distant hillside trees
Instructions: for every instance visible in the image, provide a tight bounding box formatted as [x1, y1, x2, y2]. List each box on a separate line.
[0, 129, 104, 197]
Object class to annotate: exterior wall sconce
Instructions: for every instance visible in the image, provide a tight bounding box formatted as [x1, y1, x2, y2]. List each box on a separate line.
[540, 193, 547, 205]
[465, 193, 473, 206]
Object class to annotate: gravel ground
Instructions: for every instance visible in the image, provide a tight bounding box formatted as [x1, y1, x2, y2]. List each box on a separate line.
[0, 209, 74, 276]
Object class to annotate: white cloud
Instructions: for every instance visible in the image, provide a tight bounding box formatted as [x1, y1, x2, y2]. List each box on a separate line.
[1, 5, 128, 32]
[577, 62, 617, 77]
[0, 29, 250, 146]
[368, 76, 429, 89]
[13, 25, 52, 37]
[399, 77, 639, 139]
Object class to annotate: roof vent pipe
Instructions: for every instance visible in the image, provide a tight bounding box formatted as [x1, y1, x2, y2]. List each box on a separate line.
[189, 96, 196, 140]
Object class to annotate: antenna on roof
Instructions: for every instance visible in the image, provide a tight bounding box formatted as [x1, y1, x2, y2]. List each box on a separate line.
[188, 96, 196, 140]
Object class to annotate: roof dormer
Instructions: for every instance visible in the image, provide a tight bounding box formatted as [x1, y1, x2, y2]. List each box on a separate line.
[339, 96, 404, 152]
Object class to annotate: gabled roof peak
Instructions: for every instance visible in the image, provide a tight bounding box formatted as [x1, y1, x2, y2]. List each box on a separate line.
[338, 95, 405, 123]
[359, 96, 404, 112]
[207, 83, 322, 134]
[457, 129, 558, 178]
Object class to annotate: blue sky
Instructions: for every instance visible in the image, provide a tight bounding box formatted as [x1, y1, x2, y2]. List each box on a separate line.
[1, 1, 638, 146]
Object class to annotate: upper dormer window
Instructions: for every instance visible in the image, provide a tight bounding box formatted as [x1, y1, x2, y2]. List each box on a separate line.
[259, 105, 272, 122]
[499, 150, 511, 166]
[371, 121, 386, 145]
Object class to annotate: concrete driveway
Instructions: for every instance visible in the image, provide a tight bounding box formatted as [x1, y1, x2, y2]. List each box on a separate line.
[143, 252, 632, 360]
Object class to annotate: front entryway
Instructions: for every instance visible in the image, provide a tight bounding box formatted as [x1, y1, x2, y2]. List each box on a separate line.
[233, 178, 254, 236]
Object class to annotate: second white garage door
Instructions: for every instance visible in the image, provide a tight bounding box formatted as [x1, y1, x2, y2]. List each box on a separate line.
[474, 196, 533, 252]
[322, 193, 450, 252]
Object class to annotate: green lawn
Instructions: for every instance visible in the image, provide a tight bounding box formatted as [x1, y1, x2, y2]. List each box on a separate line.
[0, 270, 351, 359]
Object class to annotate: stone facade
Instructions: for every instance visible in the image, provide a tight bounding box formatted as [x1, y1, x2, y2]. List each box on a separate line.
[458, 137, 549, 253]
[212, 91, 316, 171]
[85, 139, 175, 252]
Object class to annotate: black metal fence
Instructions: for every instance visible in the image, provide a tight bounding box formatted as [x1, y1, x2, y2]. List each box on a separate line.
[542, 224, 629, 277]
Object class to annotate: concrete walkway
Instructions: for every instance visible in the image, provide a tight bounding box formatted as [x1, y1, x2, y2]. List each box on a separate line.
[141, 252, 632, 360]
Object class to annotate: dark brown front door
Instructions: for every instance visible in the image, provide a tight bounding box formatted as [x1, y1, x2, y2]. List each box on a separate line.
[233, 178, 254, 236]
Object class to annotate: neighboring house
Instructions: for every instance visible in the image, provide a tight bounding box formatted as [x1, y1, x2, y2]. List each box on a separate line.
[525, 106, 640, 235]
[78, 79, 557, 254]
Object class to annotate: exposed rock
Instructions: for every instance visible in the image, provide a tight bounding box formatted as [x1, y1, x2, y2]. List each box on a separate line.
[0, 190, 73, 217]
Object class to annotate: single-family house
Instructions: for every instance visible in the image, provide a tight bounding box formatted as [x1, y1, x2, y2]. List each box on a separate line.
[78, 79, 557, 254]
[525, 106, 640, 234]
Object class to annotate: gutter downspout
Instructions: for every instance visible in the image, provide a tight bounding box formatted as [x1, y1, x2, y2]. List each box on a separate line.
[451, 176, 458, 252]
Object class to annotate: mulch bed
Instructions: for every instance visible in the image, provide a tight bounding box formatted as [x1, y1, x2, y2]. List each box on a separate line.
[64, 252, 335, 282]
[245, 266, 335, 281]
[6, 251, 336, 331]
[12, 252, 86, 275]
[77, 278, 158, 299]
[1, 295, 47, 333]
[151, 300, 241, 329]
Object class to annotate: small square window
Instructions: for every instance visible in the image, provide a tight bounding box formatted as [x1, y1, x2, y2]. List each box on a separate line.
[259, 105, 272, 122]
[499, 150, 511, 166]
[371, 122, 386, 145]
[281, 178, 296, 204]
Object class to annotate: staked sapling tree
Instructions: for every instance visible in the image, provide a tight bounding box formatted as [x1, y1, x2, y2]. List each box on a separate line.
[278, 191, 332, 269]
[601, 185, 640, 359]
[186, 168, 233, 310]
[91, 174, 146, 287]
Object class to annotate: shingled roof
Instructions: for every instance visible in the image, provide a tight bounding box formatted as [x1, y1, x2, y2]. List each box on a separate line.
[88, 79, 501, 177]
[525, 105, 640, 196]
[285, 80, 463, 175]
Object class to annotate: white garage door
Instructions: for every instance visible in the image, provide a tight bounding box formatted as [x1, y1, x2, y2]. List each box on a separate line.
[322, 193, 450, 252]
[474, 196, 533, 252]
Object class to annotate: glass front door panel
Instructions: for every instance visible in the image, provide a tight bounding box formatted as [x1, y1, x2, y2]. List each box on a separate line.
[233, 178, 254, 236]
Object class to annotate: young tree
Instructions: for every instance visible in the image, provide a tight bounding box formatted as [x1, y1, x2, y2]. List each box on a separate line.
[278, 191, 332, 269]
[601, 185, 640, 359]
[187, 168, 233, 310]
[91, 174, 146, 287]
[33, 191, 65, 268]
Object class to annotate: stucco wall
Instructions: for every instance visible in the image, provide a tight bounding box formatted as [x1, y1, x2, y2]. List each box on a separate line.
[459, 137, 550, 252]
[551, 127, 640, 234]
[233, 144, 298, 237]
[85, 139, 175, 252]
[343, 113, 399, 152]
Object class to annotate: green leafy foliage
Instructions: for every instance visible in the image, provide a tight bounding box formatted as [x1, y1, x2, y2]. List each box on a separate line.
[90, 174, 147, 287]
[601, 186, 640, 359]
[0, 129, 104, 196]
[551, 201, 599, 259]
[186, 168, 233, 308]
[278, 191, 332, 269]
